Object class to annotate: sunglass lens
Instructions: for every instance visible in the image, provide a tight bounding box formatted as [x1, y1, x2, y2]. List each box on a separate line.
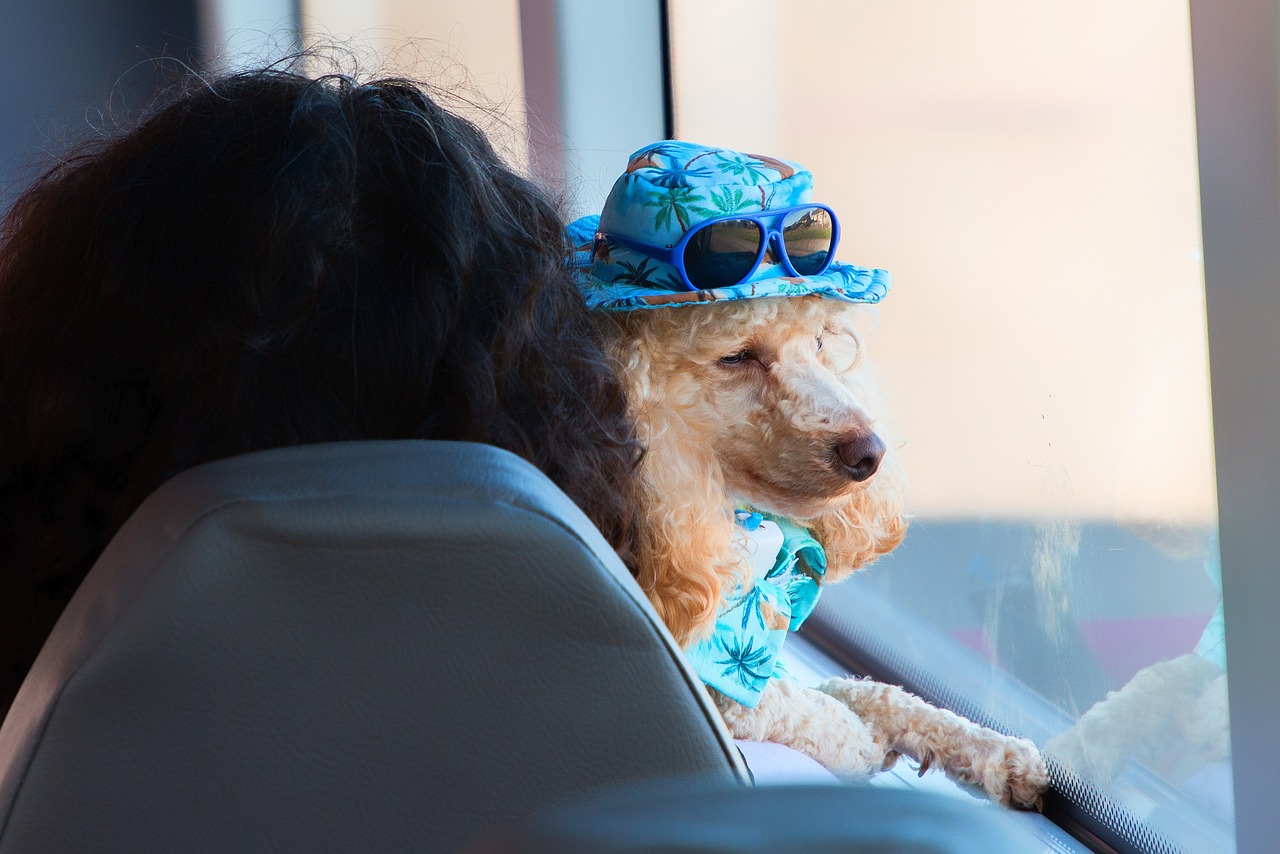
[682, 219, 764, 289]
[782, 207, 835, 275]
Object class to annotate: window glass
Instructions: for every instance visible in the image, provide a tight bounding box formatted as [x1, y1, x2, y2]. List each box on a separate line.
[297, 0, 528, 165]
[670, 2, 1230, 849]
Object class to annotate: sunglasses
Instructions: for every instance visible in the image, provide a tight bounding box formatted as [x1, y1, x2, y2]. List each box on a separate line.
[603, 204, 840, 292]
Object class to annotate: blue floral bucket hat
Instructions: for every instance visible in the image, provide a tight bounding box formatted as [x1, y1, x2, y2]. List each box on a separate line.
[568, 140, 891, 311]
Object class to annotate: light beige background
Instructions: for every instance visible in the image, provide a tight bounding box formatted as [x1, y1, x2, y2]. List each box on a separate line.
[299, 0, 529, 164]
[672, 0, 1215, 525]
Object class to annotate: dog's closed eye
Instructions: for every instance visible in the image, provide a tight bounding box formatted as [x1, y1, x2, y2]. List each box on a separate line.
[718, 348, 754, 366]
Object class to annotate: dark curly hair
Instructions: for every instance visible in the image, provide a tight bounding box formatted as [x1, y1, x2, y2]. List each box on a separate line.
[0, 69, 642, 710]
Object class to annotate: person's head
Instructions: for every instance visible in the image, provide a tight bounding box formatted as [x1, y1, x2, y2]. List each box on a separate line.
[0, 68, 641, 698]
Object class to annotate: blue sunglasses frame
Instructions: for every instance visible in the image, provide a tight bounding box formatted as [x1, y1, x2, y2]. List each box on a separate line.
[602, 203, 841, 292]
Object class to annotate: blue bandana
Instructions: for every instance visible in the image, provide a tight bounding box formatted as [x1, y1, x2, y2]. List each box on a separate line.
[685, 511, 827, 708]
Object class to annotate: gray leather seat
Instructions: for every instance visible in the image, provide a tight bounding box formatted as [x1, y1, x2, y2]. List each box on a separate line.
[0, 441, 746, 853]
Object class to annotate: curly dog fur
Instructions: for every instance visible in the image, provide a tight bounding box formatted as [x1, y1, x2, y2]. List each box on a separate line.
[598, 295, 1048, 807]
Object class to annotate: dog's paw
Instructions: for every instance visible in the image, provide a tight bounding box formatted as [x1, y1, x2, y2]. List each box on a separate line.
[983, 734, 1049, 810]
[939, 728, 1049, 809]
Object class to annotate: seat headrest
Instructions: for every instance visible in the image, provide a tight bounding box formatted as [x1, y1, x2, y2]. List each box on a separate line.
[0, 441, 745, 854]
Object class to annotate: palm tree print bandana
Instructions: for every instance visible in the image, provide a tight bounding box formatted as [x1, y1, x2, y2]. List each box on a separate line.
[685, 511, 827, 709]
[567, 140, 891, 311]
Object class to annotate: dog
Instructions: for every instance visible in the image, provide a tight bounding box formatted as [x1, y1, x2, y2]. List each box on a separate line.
[573, 141, 1048, 808]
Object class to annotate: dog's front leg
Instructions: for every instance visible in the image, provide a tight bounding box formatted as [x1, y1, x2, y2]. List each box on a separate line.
[816, 677, 1048, 808]
[711, 678, 899, 779]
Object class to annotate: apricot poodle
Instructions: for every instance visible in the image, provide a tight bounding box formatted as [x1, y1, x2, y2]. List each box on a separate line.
[596, 295, 1048, 807]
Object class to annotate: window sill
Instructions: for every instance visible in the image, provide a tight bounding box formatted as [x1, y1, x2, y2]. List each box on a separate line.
[780, 633, 1093, 854]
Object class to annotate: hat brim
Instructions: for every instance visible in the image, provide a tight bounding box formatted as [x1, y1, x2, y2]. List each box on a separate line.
[575, 261, 890, 312]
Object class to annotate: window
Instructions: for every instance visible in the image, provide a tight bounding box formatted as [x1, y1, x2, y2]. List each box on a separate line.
[669, 2, 1231, 850]
[293, 0, 529, 165]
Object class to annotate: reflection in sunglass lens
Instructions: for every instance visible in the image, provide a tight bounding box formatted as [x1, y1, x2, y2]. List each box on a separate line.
[682, 219, 763, 289]
[782, 207, 835, 275]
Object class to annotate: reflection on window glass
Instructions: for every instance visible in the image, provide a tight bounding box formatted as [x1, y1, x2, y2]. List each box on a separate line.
[670, 1, 1230, 849]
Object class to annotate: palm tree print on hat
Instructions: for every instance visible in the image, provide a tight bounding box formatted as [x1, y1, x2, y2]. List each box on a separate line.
[610, 256, 677, 290]
[646, 161, 717, 189]
[713, 152, 775, 185]
[708, 186, 759, 216]
[777, 279, 811, 295]
[628, 144, 716, 188]
[746, 152, 796, 179]
[625, 141, 689, 174]
[718, 151, 797, 206]
[645, 186, 716, 233]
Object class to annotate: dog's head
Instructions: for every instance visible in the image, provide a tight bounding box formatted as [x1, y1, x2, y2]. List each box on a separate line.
[602, 296, 907, 644]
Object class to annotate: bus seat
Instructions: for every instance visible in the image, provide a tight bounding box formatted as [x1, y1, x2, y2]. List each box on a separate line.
[0, 441, 746, 854]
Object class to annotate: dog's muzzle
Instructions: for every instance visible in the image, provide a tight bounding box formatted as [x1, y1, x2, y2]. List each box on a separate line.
[836, 433, 886, 482]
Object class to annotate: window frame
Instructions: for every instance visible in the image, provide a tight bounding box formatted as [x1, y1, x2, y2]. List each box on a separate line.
[1188, 1, 1280, 851]
[517, 0, 669, 218]
[198, 0, 301, 68]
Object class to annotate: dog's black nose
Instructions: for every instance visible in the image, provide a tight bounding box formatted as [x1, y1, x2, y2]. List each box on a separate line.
[836, 433, 886, 482]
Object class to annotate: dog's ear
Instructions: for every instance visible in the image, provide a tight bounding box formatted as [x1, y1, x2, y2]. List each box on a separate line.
[811, 452, 908, 583]
[622, 336, 743, 647]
